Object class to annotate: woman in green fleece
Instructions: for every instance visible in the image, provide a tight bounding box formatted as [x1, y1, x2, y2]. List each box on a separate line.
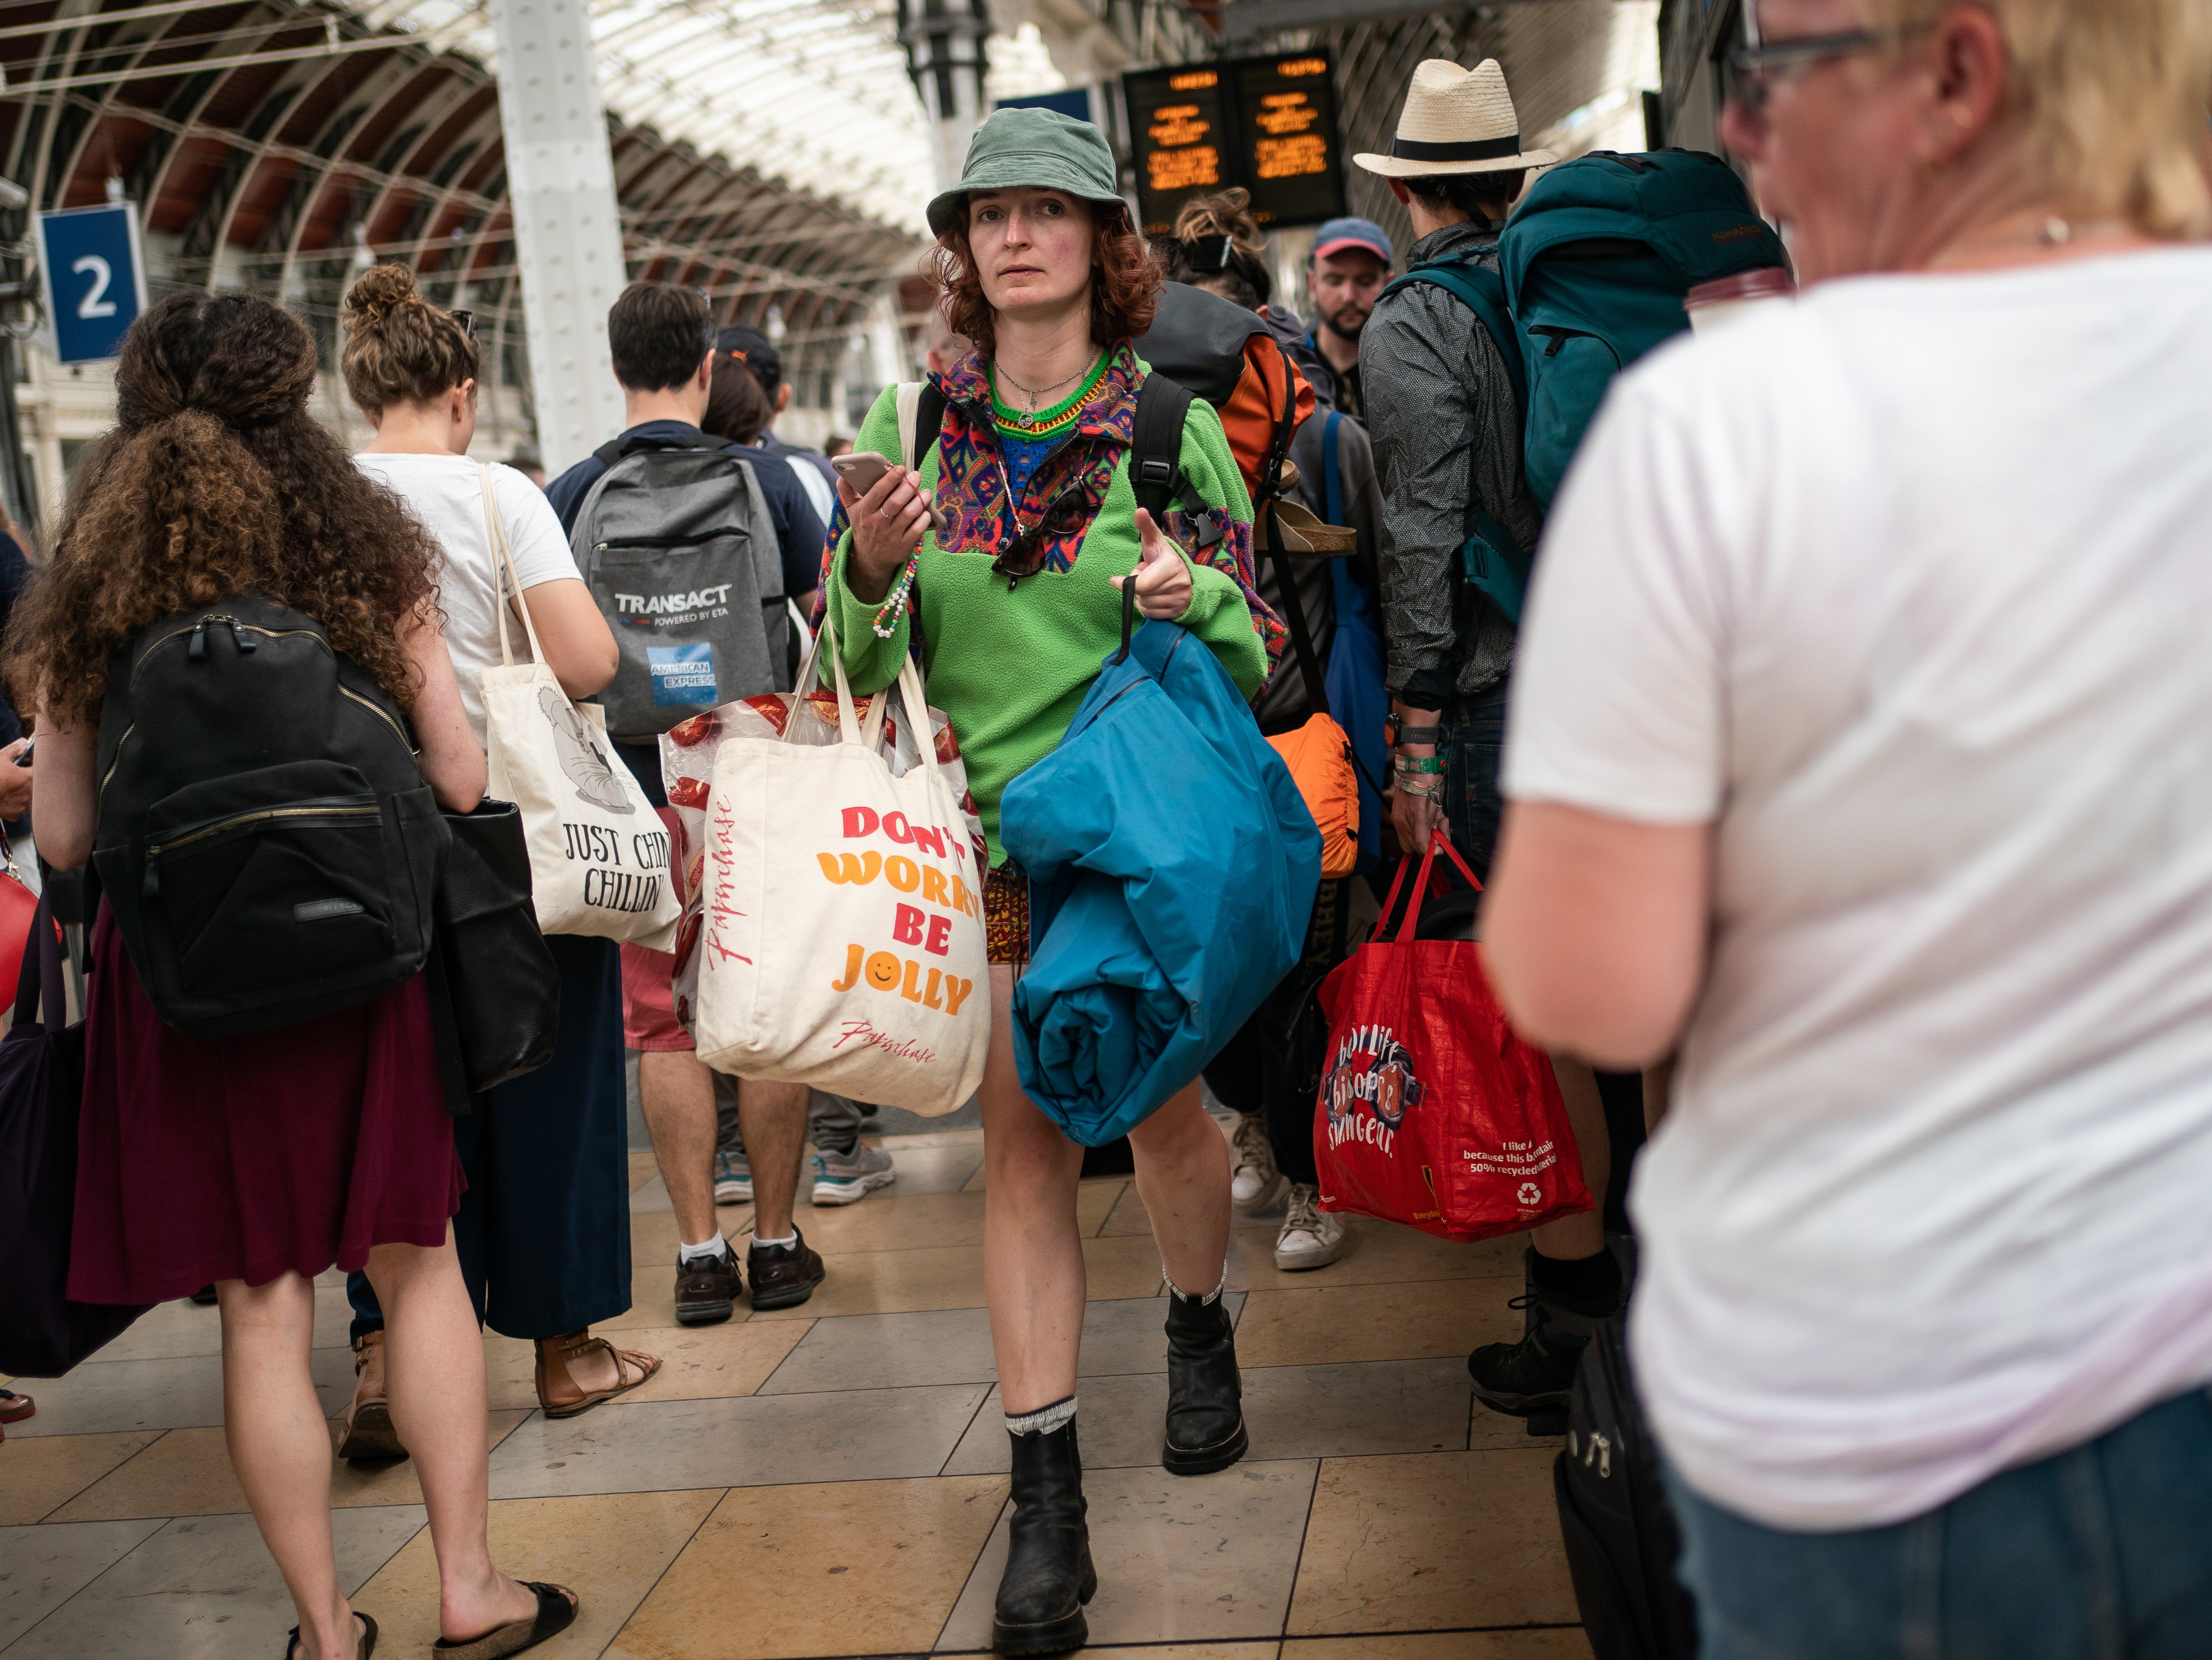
[825, 108, 1281, 1656]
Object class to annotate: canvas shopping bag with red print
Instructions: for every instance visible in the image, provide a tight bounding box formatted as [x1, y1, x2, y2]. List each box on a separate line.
[1313, 835, 1592, 1243]
[663, 612, 990, 1115]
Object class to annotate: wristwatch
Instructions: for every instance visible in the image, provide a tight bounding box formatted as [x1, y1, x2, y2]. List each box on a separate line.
[1386, 713, 1444, 749]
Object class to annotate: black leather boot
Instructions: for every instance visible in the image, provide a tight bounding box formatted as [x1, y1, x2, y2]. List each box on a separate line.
[1162, 1289, 1248, 1475]
[993, 1417, 1095, 1655]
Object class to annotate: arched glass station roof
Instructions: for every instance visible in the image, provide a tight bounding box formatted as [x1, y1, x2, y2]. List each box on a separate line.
[0, 0, 1661, 514]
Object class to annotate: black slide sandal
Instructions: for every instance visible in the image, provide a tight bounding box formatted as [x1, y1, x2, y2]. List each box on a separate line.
[432, 1582, 579, 1660]
[282, 1611, 377, 1659]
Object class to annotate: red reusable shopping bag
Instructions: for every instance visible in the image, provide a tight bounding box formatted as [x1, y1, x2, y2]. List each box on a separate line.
[1313, 835, 1592, 1243]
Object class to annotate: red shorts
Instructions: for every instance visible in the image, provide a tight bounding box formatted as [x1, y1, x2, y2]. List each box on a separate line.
[621, 806, 691, 1051]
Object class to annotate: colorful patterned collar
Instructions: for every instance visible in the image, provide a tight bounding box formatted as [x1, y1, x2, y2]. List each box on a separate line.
[937, 341, 1141, 450]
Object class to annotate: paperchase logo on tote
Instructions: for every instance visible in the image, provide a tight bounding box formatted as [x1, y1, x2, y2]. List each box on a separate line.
[1322, 1024, 1425, 1156]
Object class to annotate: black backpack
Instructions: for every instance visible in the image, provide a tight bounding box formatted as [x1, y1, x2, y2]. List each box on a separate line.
[1554, 1316, 1701, 1660]
[92, 594, 448, 1039]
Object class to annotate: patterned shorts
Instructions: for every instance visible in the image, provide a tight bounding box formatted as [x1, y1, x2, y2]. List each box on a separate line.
[984, 862, 1030, 965]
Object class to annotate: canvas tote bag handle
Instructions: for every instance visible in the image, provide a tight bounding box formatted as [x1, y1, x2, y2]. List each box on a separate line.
[479, 462, 552, 676]
[787, 606, 869, 748]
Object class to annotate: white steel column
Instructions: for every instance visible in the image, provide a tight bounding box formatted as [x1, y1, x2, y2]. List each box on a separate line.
[899, 0, 993, 192]
[489, 0, 629, 476]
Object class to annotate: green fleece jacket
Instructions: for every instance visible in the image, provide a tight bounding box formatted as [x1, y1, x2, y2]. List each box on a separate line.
[827, 372, 1267, 866]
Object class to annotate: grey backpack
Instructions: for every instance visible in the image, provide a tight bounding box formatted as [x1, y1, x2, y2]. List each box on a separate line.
[570, 430, 790, 741]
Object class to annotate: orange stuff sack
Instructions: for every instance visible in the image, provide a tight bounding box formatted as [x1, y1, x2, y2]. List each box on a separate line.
[1268, 713, 1359, 878]
[1218, 333, 1316, 503]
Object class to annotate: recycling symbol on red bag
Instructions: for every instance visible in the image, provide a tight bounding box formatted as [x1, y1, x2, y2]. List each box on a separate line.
[1516, 1182, 1543, 1206]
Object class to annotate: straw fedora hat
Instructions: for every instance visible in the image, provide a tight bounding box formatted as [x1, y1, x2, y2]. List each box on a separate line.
[1353, 58, 1559, 178]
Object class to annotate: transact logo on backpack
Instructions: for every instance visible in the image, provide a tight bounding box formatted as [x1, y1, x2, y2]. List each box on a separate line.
[617, 584, 734, 624]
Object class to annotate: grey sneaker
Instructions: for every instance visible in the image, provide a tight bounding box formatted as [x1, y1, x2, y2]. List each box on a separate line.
[714, 1150, 752, 1205]
[1273, 1184, 1345, 1271]
[1230, 1113, 1287, 1211]
[811, 1141, 897, 1206]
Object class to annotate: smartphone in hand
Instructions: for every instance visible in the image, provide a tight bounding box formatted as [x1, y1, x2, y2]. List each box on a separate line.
[830, 451, 943, 533]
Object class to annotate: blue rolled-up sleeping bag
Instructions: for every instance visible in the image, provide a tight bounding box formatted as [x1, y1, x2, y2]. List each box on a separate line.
[1000, 614, 1322, 1145]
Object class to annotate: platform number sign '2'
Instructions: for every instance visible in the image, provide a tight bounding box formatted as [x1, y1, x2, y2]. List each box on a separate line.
[34, 202, 148, 364]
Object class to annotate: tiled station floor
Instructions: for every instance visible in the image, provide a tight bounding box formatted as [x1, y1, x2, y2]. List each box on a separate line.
[0, 1121, 1588, 1660]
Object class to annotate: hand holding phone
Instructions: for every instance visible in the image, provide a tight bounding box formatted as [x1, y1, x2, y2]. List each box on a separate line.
[832, 451, 944, 533]
[830, 450, 891, 494]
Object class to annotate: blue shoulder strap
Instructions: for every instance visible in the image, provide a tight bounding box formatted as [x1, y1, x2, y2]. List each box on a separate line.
[1322, 411, 1342, 527]
[1380, 259, 1526, 417]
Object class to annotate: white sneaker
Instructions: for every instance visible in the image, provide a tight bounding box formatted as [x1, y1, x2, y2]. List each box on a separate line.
[1274, 1184, 1345, 1272]
[1229, 1113, 1288, 1210]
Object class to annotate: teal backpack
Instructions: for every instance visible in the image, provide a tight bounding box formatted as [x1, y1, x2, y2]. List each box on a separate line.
[1381, 149, 1787, 623]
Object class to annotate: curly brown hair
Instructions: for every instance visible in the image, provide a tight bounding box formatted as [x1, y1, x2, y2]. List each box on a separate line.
[340, 263, 479, 418]
[10, 289, 442, 725]
[930, 194, 1161, 358]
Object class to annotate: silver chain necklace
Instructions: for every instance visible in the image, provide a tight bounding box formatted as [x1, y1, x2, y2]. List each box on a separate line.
[997, 354, 1102, 430]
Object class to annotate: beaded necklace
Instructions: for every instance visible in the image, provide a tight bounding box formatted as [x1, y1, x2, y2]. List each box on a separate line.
[990, 354, 1109, 440]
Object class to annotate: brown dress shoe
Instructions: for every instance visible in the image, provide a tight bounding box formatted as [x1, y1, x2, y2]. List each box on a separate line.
[336, 1331, 407, 1462]
[674, 1246, 740, 1326]
[747, 1229, 827, 1311]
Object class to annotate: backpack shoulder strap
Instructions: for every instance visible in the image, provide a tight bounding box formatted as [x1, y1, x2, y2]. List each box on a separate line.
[894, 381, 950, 474]
[1322, 410, 1343, 528]
[916, 383, 946, 474]
[1130, 373, 1193, 524]
[1129, 374, 1225, 550]
[1382, 259, 1526, 417]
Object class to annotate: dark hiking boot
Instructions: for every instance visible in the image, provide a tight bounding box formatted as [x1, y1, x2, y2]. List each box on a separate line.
[1468, 1254, 1618, 1417]
[1162, 1289, 1248, 1475]
[993, 1418, 1095, 1655]
[747, 1229, 826, 1311]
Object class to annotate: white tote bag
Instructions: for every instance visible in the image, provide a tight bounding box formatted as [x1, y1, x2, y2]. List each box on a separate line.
[690, 612, 989, 1112]
[475, 464, 680, 948]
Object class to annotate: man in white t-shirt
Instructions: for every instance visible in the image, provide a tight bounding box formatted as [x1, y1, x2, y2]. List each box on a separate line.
[1483, 0, 2212, 1651]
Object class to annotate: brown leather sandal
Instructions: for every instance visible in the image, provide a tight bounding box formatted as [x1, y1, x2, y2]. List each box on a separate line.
[533, 1331, 660, 1418]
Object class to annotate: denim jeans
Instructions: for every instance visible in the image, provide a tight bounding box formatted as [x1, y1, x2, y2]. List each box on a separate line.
[1667, 1388, 2212, 1660]
[1441, 683, 1512, 882]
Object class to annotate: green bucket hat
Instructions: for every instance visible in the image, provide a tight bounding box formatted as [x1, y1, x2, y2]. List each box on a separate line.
[925, 107, 1127, 238]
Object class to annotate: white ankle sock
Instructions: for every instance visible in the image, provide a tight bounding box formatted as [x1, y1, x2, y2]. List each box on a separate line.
[752, 1231, 797, 1250]
[1164, 1261, 1229, 1304]
[678, 1235, 729, 1265]
[1006, 1395, 1077, 1437]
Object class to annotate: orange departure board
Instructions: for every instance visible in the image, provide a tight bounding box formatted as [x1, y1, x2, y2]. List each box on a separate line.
[1124, 51, 1345, 238]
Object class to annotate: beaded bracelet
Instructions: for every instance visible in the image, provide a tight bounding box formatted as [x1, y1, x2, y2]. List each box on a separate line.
[871, 557, 918, 638]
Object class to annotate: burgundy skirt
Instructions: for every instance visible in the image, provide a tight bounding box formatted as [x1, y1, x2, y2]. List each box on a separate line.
[68, 905, 462, 1305]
